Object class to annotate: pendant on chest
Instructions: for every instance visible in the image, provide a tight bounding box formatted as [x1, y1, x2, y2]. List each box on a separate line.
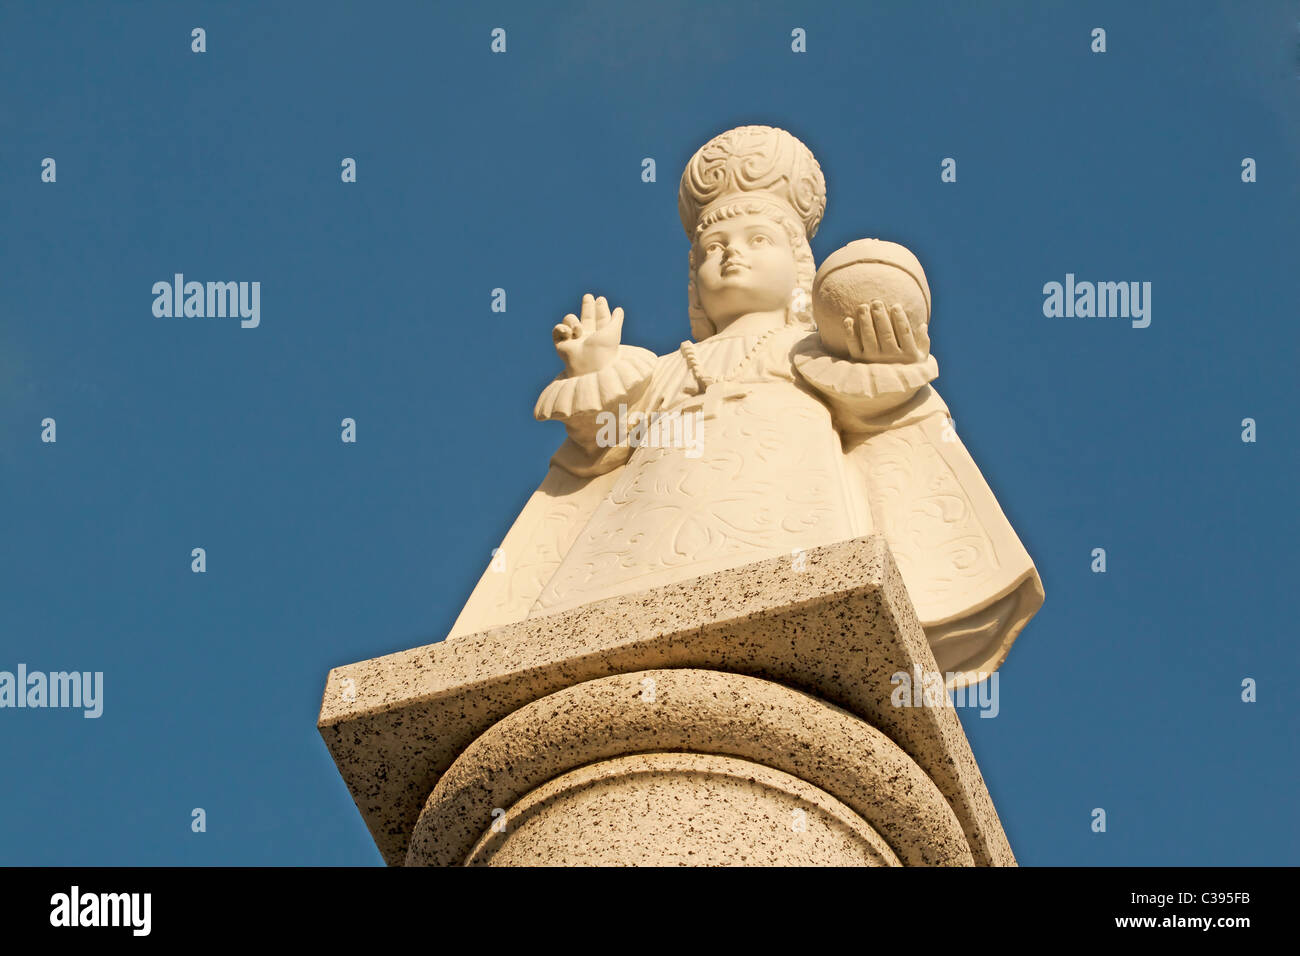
[681, 381, 752, 420]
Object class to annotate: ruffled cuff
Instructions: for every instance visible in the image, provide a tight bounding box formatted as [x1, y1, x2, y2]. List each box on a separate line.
[534, 346, 658, 422]
[791, 340, 938, 401]
[792, 337, 940, 432]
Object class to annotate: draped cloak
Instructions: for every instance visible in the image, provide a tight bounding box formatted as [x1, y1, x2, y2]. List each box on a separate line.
[447, 325, 1044, 687]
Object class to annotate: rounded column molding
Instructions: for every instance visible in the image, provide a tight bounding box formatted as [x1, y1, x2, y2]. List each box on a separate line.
[406, 668, 973, 866]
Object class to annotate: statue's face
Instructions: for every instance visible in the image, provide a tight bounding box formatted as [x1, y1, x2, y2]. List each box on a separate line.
[694, 213, 798, 329]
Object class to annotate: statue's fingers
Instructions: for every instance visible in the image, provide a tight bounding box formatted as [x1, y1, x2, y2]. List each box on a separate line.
[842, 316, 863, 359]
[871, 300, 899, 354]
[579, 293, 595, 326]
[563, 313, 582, 337]
[890, 305, 919, 359]
[854, 304, 877, 354]
[594, 295, 611, 327]
[914, 321, 931, 354]
[610, 306, 625, 334]
[553, 323, 573, 343]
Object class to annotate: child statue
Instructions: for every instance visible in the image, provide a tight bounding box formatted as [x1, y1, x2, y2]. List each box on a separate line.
[449, 125, 1043, 688]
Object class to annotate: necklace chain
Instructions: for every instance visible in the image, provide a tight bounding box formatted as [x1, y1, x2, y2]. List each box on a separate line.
[680, 328, 780, 393]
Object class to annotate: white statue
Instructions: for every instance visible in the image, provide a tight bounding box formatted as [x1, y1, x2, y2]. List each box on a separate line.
[450, 125, 1043, 687]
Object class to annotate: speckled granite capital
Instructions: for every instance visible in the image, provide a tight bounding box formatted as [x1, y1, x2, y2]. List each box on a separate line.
[318, 534, 1016, 867]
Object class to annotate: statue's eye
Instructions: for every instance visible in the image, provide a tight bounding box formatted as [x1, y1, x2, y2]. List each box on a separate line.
[705, 242, 724, 256]
[750, 234, 772, 246]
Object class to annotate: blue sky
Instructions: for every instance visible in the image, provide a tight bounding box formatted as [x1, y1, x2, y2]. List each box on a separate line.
[1, 0, 1296, 865]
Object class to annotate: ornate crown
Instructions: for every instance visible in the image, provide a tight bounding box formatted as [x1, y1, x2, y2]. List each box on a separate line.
[678, 125, 827, 242]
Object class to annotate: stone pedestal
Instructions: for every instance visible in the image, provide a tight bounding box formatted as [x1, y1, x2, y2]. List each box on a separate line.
[317, 534, 1015, 866]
